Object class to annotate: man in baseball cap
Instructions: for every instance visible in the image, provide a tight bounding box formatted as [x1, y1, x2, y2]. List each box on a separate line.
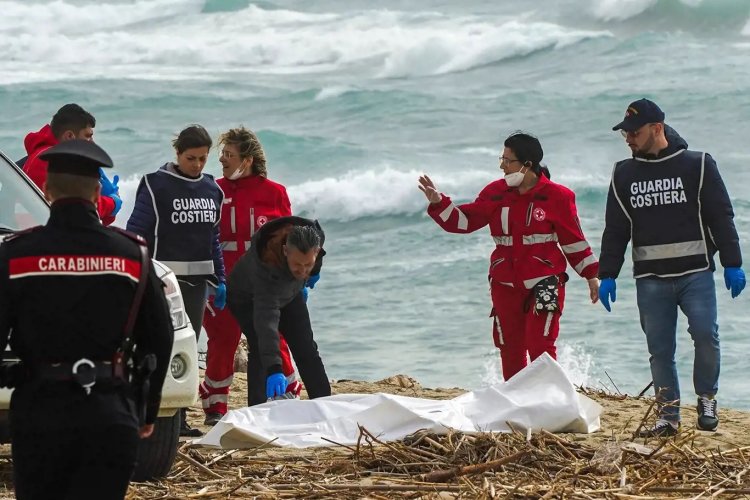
[612, 98, 665, 133]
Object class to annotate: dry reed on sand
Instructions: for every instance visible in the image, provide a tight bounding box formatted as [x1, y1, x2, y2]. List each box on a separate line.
[123, 405, 750, 500]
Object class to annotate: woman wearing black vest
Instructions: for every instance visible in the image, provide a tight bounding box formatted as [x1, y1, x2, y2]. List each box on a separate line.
[127, 125, 225, 437]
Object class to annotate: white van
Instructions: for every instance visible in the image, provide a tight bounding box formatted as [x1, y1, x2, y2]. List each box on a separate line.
[0, 150, 199, 481]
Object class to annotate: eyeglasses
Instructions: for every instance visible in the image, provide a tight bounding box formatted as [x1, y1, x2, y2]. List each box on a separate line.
[620, 123, 655, 139]
[499, 156, 522, 166]
[220, 150, 237, 159]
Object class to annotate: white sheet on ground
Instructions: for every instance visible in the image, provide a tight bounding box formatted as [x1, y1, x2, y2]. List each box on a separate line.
[196, 353, 602, 449]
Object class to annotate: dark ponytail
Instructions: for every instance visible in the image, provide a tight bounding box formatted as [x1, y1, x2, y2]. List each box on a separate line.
[504, 131, 551, 179]
[538, 164, 551, 179]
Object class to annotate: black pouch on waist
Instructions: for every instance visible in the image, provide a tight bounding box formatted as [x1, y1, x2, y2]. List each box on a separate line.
[133, 354, 157, 425]
[532, 275, 560, 314]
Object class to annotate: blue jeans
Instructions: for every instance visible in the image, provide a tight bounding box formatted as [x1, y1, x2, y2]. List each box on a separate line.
[636, 270, 719, 423]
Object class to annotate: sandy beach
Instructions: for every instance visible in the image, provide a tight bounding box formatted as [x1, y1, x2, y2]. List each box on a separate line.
[2, 371, 750, 499]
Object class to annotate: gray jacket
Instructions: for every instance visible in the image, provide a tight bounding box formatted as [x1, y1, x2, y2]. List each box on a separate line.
[227, 216, 325, 373]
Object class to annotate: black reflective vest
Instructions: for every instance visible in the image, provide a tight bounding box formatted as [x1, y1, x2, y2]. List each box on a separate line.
[143, 168, 223, 277]
[610, 149, 710, 278]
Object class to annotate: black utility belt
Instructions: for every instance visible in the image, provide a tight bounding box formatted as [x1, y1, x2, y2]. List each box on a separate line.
[35, 359, 125, 395]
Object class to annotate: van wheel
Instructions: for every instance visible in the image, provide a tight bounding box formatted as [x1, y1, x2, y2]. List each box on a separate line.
[132, 412, 180, 481]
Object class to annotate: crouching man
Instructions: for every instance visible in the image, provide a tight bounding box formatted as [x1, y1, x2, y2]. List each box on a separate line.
[227, 216, 331, 406]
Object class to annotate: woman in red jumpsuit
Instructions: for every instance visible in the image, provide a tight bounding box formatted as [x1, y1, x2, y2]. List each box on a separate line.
[419, 132, 600, 381]
[200, 127, 301, 424]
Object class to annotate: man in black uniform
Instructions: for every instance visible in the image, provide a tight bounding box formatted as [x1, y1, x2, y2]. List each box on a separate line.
[599, 99, 745, 437]
[0, 140, 174, 499]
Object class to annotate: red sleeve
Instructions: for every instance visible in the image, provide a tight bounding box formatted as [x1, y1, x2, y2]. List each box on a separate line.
[554, 189, 598, 279]
[22, 156, 48, 191]
[98, 195, 116, 226]
[426, 193, 496, 234]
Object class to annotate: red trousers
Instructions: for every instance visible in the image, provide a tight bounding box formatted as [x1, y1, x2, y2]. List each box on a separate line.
[199, 297, 301, 415]
[490, 280, 565, 381]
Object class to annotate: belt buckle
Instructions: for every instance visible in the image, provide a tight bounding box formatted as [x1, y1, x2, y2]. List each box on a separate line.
[72, 358, 96, 395]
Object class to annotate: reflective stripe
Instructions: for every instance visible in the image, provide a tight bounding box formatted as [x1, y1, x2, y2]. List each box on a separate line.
[230, 206, 236, 233]
[144, 176, 161, 257]
[522, 233, 558, 245]
[495, 234, 558, 245]
[561, 240, 590, 254]
[204, 374, 234, 389]
[494, 315, 504, 345]
[438, 203, 453, 222]
[632, 240, 707, 262]
[574, 254, 598, 274]
[250, 207, 255, 237]
[223, 241, 251, 252]
[543, 312, 553, 337]
[201, 394, 229, 407]
[221, 241, 238, 252]
[525, 203, 533, 227]
[160, 260, 214, 276]
[524, 276, 551, 289]
[493, 235, 513, 246]
[456, 208, 468, 230]
[438, 202, 468, 230]
[245, 241, 252, 251]
[501, 207, 509, 234]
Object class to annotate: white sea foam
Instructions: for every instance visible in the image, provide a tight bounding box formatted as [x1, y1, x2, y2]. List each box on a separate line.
[113, 164, 607, 225]
[287, 167, 495, 222]
[479, 342, 593, 388]
[314, 86, 356, 101]
[589, 0, 745, 23]
[378, 19, 608, 78]
[557, 343, 595, 389]
[0, 0, 609, 84]
[459, 147, 499, 156]
[590, 0, 659, 22]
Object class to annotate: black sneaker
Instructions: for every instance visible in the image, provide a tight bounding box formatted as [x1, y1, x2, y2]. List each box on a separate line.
[638, 419, 679, 438]
[204, 412, 223, 426]
[697, 396, 719, 431]
[179, 408, 204, 437]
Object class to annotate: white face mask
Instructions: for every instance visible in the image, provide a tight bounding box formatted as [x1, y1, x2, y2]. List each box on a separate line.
[504, 167, 527, 187]
[227, 165, 245, 180]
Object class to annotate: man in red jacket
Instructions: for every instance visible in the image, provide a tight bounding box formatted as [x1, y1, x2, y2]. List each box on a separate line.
[23, 104, 121, 226]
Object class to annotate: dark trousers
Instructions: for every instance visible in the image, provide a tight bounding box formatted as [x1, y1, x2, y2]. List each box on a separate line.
[12, 423, 138, 500]
[229, 292, 331, 405]
[178, 276, 208, 340]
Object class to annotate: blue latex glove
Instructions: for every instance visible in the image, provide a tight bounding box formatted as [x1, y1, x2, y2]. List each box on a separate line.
[301, 286, 309, 303]
[724, 267, 746, 299]
[214, 282, 227, 310]
[99, 168, 120, 197]
[599, 278, 616, 312]
[266, 373, 288, 399]
[306, 273, 320, 289]
[109, 192, 122, 216]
